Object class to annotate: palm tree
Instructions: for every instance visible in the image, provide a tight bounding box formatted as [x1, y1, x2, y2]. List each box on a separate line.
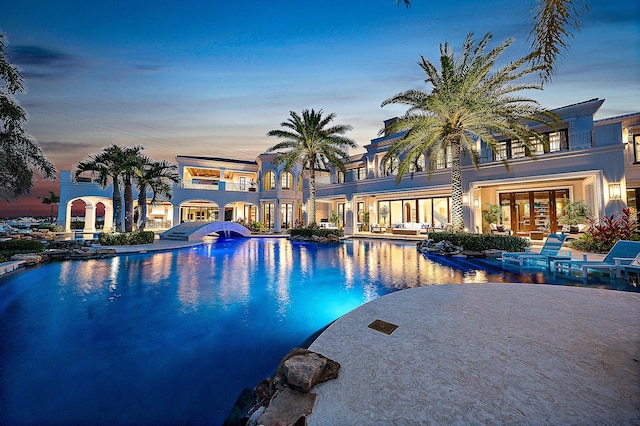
[75, 144, 130, 232]
[381, 33, 556, 232]
[529, 0, 588, 83]
[120, 145, 144, 233]
[0, 32, 55, 200]
[266, 109, 356, 225]
[133, 157, 179, 231]
[40, 191, 60, 222]
[396, 1, 587, 83]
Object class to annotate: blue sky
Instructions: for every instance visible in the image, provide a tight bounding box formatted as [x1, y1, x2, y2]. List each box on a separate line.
[1, 0, 639, 215]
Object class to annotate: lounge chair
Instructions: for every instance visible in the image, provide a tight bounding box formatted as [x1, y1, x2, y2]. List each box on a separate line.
[501, 233, 569, 269]
[554, 240, 640, 279]
[621, 255, 640, 282]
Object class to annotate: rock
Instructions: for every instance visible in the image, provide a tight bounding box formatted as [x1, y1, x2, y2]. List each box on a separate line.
[276, 349, 340, 390]
[246, 406, 264, 426]
[257, 388, 316, 426]
[283, 353, 327, 392]
[95, 248, 117, 255]
[223, 387, 256, 426]
[10, 253, 43, 265]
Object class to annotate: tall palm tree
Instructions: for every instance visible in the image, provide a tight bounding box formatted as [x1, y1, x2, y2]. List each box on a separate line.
[75, 144, 130, 232]
[133, 157, 179, 232]
[0, 32, 55, 200]
[40, 191, 60, 222]
[267, 109, 356, 225]
[381, 33, 556, 232]
[396, 0, 587, 83]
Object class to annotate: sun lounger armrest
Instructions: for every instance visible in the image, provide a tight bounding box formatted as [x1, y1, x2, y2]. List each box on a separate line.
[614, 257, 636, 266]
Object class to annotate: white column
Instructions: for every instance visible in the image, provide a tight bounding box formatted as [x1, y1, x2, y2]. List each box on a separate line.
[103, 204, 114, 231]
[84, 204, 96, 233]
[65, 203, 72, 232]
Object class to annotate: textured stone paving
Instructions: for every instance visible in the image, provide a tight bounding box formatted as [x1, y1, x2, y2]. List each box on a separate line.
[308, 284, 640, 425]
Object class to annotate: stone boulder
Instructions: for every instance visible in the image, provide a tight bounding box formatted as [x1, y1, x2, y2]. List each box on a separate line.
[10, 253, 43, 265]
[257, 388, 316, 426]
[283, 353, 327, 393]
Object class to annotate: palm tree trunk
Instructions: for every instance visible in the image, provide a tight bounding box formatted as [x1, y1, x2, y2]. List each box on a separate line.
[450, 140, 464, 232]
[309, 167, 317, 225]
[112, 177, 122, 232]
[137, 185, 147, 232]
[124, 176, 134, 232]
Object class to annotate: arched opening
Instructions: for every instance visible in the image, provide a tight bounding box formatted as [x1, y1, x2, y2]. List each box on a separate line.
[64, 196, 113, 233]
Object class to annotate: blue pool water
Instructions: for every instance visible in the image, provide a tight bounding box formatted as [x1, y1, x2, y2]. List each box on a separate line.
[0, 238, 635, 424]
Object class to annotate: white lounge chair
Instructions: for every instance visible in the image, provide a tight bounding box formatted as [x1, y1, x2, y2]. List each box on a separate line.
[501, 233, 569, 269]
[554, 240, 640, 279]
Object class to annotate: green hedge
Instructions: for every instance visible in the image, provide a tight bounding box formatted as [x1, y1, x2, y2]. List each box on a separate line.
[0, 240, 45, 261]
[0, 240, 45, 252]
[98, 231, 155, 246]
[289, 228, 344, 238]
[429, 232, 530, 252]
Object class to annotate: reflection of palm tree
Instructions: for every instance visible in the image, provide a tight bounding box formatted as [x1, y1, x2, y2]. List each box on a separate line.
[133, 158, 179, 231]
[267, 109, 356, 225]
[382, 33, 555, 232]
[40, 191, 60, 222]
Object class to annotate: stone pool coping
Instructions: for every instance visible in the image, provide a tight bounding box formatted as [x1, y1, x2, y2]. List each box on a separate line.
[307, 283, 640, 424]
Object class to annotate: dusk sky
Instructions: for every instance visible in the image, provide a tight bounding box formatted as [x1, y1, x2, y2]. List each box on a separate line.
[1, 0, 638, 217]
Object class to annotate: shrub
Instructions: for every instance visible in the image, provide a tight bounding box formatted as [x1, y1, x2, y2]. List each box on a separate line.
[0, 240, 45, 259]
[98, 231, 155, 246]
[429, 232, 530, 252]
[569, 208, 639, 253]
[289, 227, 344, 238]
[38, 224, 64, 232]
[248, 222, 266, 233]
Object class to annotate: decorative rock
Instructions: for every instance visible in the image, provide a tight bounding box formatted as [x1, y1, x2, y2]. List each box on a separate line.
[10, 253, 43, 265]
[284, 353, 327, 392]
[257, 388, 316, 426]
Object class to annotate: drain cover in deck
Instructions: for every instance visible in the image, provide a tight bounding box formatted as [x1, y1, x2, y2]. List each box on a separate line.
[368, 319, 398, 335]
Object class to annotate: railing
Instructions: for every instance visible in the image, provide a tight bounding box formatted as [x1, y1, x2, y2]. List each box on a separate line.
[315, 176, 331, 187]
[182, 181, 219, 190]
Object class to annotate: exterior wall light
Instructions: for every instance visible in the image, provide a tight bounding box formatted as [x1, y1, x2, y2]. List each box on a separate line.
[462, 193, 470, 206]
[609, 183, 622, 200]
[474, 198, 480, 208]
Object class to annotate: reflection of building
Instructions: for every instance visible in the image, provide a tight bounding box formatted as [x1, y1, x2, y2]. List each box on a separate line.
[58, 99, 639, 237]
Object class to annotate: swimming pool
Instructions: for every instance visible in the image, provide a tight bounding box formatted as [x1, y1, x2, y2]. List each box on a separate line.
[0, 238, 635, 424]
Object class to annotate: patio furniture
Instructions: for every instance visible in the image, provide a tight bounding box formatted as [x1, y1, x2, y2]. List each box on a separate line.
[554, 240, 640, 279]
[501, 233, 569, 269]
[370, 223, 387, 233]
[621, 255, 640, 282]
[489, 223, 512, 235]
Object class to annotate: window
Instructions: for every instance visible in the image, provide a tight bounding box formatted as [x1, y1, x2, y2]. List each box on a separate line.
[494, 142, 508, 161]
[435, 148, 451, 169]
[357, 166, 366, 180]
[381, 156, 399, 176]
[281, 171, 293, 190]
[409, 155, 425, 173]
[281, 203, 293, 229]
[239, 176, 246, 191]
[633, 135, 640, 163]
[337, 170, 345, 183]
[493, 130, 568, 161]
[263, 203, 274, 228]
[263, 171, 276, 190]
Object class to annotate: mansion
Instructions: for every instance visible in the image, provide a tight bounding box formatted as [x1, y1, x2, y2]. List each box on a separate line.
[58, 99, 640, 238]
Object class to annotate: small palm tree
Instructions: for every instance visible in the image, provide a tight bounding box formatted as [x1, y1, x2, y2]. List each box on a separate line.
[133, 157, 179, 231]
[382, 33, 556, 232]
[40, 191, 60, 222]
[75, 144, 130, 231]
[266, 109, 356, 225]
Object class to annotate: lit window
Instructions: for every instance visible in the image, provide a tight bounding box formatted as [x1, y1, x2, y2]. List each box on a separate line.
[263, 171, 276, 190]
[281, 171, 293, 190]
[337, 170, 345, 183]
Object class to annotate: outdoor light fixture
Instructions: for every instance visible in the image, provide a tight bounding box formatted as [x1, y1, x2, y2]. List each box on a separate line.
[609, 183, 622, 200]
[462, 193, 470, 206]
[346, 202, 352, 210]
[474, 198, 480, 208]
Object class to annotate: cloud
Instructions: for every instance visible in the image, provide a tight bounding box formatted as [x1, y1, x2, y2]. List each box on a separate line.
[8, 45, 79, 79]
[38, 140, 96, 153]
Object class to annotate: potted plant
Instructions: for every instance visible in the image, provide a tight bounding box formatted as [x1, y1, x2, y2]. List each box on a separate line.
[379, 205, 389, 226]
[359, 211, 370, 231]
[248, 179, 258, 192]
[482, 203, 502, 225]
[328, 210, 340, 228]
[558, 198, 591, 230]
